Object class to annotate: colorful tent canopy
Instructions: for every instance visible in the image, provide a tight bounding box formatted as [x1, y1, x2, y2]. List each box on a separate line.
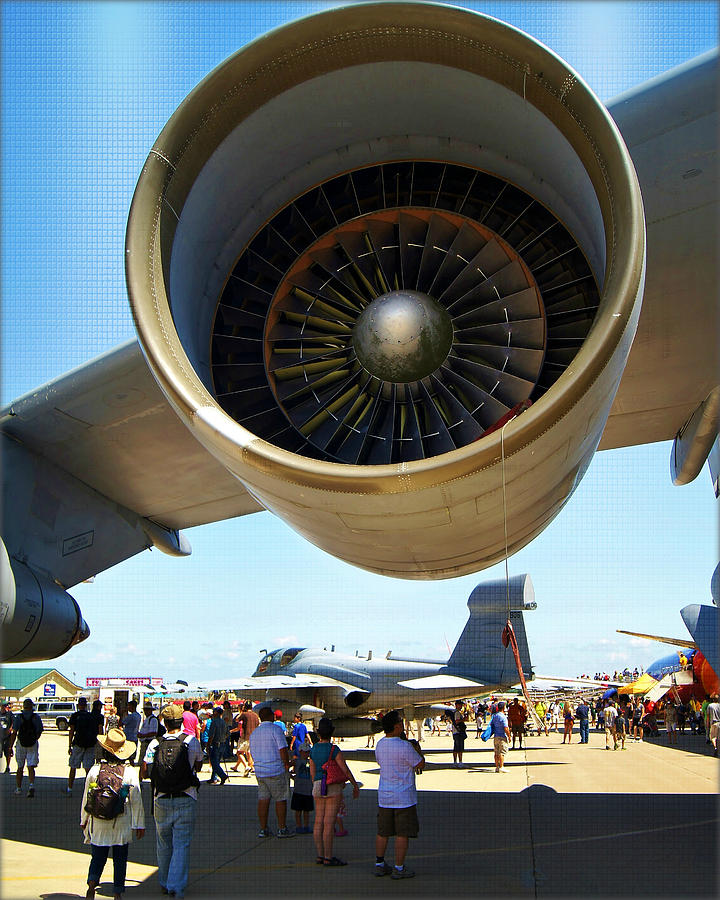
[620, 673, 658, 695]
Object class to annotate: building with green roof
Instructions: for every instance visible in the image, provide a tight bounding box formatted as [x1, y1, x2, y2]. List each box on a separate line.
[0, 667, 83, 702]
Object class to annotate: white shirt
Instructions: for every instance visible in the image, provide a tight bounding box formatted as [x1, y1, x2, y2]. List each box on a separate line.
[80, 762, 145, 846]
[604, 706, 618, 728]
[375, 736, 422, 809]
[248, 721, 288, 778]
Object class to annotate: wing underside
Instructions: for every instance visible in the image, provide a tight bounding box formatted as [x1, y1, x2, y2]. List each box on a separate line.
[600, 51, 718, 450]
[201, 673, 365, 696]
[1, 341, 263, 530]
[397, 674, 485, 690]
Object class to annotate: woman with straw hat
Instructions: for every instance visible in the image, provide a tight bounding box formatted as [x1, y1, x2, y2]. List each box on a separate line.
[80, 727, 145, 900]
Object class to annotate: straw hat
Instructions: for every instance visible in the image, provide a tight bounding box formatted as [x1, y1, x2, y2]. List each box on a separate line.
[97, 727, 136, 761]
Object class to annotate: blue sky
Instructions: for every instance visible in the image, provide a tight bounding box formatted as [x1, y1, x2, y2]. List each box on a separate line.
[2, 1, 717, 687]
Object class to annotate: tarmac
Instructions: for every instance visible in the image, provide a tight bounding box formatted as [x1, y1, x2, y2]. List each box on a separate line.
[1, 724, 718, 899]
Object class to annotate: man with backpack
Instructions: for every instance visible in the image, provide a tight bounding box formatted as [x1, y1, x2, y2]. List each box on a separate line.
[142, 704, 203, 899]
[10, 698, 43, 797]
[68, 697, 100, 795]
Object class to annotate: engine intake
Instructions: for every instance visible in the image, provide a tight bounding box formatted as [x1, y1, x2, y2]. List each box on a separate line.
[126, 2, 644, 579]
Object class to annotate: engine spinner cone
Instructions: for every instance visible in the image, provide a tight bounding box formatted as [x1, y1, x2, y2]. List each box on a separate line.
[353, 290, 453, 384]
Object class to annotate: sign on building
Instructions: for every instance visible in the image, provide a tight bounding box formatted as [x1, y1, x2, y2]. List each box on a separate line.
[86, 676, 161, 688]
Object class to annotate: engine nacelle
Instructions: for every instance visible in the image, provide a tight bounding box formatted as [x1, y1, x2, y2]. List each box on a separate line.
[126, 2, 644, 579]
[253, 700, 326, 720]
[0, 539, 90, 662]
[410, 705, 456, 721]
[343, 690, 370, 709]
[332, 716, 379, 738]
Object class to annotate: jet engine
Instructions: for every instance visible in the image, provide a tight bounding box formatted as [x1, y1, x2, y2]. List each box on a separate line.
[343, 690, 370, 709]
[126, 2, 644, 579]
[331, 716, 380, 738]
[1, 539, 90, 662]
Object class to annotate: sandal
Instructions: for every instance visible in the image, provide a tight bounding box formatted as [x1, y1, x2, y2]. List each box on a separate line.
[316, 856, 326, 865]
[323, 856, 347, 866]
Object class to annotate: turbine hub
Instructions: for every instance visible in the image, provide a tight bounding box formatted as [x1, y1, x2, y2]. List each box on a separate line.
[353, 290, 453, 383]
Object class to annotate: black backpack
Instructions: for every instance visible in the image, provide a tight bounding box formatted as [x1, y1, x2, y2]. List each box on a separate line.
[17, 714, 39, 747]
[84, 763, 128, 820]
[152, 736, 199, 795]
[73, 710, 98, 748]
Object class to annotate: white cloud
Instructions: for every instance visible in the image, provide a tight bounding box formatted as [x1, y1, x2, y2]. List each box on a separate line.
[272, 635, 298, 646]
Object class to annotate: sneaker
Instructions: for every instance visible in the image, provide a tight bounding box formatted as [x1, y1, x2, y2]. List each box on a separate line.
[67, 787, 73, 794]
[257, 828, 273, 838]
[27, 786, 35, 798]
[14, 788, 21, 795]
[374, 862, 393, 877]
[390, 866, 415, 879]
[277, 827, 295, 838]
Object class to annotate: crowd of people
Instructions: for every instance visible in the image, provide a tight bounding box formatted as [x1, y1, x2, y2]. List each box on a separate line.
[1, 689, 718, 896]
[433, 691, 720, 760]
[576, 668, 644, 682]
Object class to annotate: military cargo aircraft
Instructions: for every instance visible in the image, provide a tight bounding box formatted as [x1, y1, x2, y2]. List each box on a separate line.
[2, 2, 717, 662]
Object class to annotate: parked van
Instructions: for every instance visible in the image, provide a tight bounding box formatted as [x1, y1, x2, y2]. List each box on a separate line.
[34, 700, 78, 731]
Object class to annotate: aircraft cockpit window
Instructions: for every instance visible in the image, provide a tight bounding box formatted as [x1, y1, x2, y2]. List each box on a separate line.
[256, 650, 279, 674]
[279, 648, 305, 667]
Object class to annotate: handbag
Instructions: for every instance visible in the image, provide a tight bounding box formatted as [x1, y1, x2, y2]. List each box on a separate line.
[320, 744, 346, 795]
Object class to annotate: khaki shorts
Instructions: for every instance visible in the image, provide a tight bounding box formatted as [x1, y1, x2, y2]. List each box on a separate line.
[69, 745, 96, 771]
[312, 780, 344, 798]
[16, 742, 39, 768]
[493, 735, 509, 756]
[377, 805, 419, 838]
[257, 773, 289, 802]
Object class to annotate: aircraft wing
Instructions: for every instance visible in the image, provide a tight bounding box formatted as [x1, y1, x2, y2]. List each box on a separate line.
[600, 51, 719, 450]
[201, 673, 367, 696]
[616, 629, 698, 650]
[397, 675, 485, 690]
[1, 341, 264, 589]
[1, 341, 263, 531]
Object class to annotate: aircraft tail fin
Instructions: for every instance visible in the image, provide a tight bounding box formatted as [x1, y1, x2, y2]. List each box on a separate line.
[447, 574, 535, 686]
